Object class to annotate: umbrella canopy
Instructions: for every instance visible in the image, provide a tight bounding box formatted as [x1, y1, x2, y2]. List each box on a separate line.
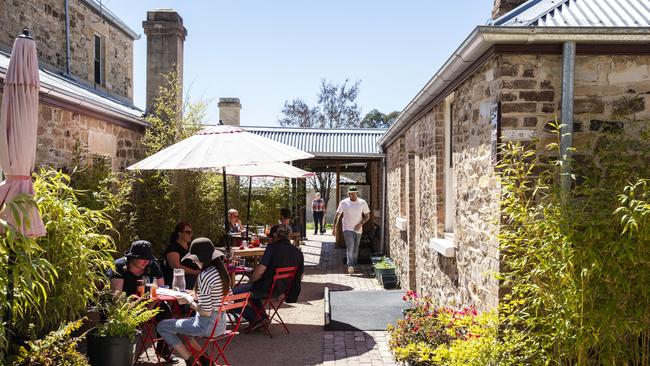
[226, 161, 315, 178]
[127, 125, 313, 171]
[0, 32, 45, 238]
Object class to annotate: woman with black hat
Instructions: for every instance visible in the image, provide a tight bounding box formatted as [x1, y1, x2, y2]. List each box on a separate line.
[157, 237, 231, 366]
[108, 240, 164, 295]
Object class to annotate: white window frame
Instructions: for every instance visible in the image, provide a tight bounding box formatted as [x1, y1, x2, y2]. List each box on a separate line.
[444, 94, 455, 234]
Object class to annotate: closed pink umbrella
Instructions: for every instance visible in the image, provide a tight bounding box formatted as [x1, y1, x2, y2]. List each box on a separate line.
[0, 30, 45, 238]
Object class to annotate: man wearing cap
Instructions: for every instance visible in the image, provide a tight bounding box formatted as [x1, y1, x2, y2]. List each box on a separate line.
[108, 240, 164, 295]
[233, 210, 304, 330]
[334, 186, 371, 274]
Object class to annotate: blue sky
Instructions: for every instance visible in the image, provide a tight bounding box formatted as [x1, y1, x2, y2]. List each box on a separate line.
[106, 0, 494, 126]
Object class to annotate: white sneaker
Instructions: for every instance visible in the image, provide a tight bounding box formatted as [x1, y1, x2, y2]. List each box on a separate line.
[347, 266, 355, 274]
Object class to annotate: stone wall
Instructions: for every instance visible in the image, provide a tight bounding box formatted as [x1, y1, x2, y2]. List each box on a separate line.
[386, 57, 502, 311]
[385, 51, 650, 311]
[36, 102, 144, 171]
[0, 0, 134, 100]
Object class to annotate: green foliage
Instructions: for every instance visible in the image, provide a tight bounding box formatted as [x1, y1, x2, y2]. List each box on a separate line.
[11, 169, 116, 338]
[374, 257, 396, 269]
[361, 109, 399, 128]
[0, 194, 57, 360]
[497, 117, 650, 364]
[13, 319, 89, 366]
[93, 292, 159, 340]
[387, 292, 500, 366]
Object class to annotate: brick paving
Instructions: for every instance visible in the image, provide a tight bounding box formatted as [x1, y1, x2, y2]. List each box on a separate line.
[138, 231, 397, 366]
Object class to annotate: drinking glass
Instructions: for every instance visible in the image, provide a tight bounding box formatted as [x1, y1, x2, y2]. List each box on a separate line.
[238, 257, 246, 268]
[172, 268, 186, 292]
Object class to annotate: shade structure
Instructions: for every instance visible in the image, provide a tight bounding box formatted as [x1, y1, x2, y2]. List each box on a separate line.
[127, 125, 314, 171]
[127, 125, 314, 247]
[225, 162, 314, 235]
[226, 161, 315, 178]
[0, 33, 45, 238]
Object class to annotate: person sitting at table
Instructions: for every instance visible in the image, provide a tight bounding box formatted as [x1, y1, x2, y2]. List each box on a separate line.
[269, 208, 292, 243]
[157, 237, 231, 366]
[164, 222, 201, 289]
[108, 240, 164, 296]
[107, 240, 178, 364]
[227, 208, 244, 234]
[232, 222, 304, 331]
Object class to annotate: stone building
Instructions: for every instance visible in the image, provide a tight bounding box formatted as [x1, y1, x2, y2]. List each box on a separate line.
[0, 1, 186, 171]
[378, 0, 650, 310]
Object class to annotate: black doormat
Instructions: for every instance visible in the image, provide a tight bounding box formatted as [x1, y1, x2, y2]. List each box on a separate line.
[325, 289, 405, 331]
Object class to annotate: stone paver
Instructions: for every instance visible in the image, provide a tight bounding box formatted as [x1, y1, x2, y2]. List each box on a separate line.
[137, 231, 397, 366]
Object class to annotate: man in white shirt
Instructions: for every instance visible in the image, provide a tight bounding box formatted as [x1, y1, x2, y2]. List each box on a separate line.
[333, 186, 370, 274]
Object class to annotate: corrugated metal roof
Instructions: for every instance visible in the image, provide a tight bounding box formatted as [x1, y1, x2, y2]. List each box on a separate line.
[239, 126, 387, 157]
[0, 50, 145, 125]
[493, 0, 650, 27]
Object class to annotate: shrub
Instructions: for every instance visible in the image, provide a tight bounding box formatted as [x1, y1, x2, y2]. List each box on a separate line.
[13, 169, 115, 338]
[12, 319, 89, 366]
[387, 292, 499, 365]
[498, 117, 650, 364]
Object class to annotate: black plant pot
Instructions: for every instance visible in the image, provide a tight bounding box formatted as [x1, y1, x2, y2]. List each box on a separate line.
[87, 333, 135, 366]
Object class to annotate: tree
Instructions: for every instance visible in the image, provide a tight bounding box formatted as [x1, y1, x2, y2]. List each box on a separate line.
[279, 79, 363, 207]
[280, 79, 361, 129]
[361, 109, 399, 128]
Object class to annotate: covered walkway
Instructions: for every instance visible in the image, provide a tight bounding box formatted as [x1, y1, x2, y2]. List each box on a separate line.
[142, 231, 398, 366]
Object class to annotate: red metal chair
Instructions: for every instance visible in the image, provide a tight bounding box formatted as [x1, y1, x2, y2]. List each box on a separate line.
[183, 291, 250, 366]
[251, 266, 298, 337]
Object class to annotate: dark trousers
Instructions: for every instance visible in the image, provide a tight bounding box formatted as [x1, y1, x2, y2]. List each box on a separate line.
[232, 284, 266, 324]
[313, 211, 324, 234]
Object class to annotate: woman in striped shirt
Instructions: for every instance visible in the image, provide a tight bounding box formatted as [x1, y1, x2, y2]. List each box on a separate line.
[157, 237, 231, 365]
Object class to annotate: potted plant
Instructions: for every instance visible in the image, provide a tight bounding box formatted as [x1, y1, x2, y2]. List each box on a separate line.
[373, 257, 398, 288]
[87, 292, 159, 366]
[12, 319, 90, 366]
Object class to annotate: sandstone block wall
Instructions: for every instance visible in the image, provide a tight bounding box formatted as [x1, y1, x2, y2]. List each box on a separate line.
[385, 52, 650, 311]
[0, 0, 134, 100]
[35, 102, 144, 171]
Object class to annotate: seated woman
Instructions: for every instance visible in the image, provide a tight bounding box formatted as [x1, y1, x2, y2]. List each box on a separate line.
[227, 208, 244, 234]
[157, 238, 231, 366]
[165, 222, 201, 289]
[108, 240, 164, 295]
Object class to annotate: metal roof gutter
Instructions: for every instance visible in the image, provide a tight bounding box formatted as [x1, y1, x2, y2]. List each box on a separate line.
[378, 26, 650, 149]
[80, 0, 140, 40]
[39, 83, 148, 127]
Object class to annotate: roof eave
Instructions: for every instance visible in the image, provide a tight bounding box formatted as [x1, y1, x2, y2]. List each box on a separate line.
[378, 26, 650, 148]
[80, 0, 140, 40]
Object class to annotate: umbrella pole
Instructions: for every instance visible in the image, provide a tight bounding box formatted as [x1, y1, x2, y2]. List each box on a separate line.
[246, 177, 252, 237]
[223, 168, 229, 251]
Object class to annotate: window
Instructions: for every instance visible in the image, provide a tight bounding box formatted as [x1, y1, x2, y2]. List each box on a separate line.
[93, 35, 103, 85]
[444, 95, 455, 233]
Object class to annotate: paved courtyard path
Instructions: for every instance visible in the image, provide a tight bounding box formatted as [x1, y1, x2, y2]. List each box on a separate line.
[141, 231, 398, 366]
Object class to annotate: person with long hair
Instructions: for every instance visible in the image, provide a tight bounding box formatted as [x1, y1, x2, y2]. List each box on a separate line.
[157, 238, 231, 365]
[164, 222, 200, 289]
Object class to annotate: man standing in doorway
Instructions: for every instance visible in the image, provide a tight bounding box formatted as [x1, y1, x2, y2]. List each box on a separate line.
[334, 186, 370, 274]
[312, 192, 326, 235]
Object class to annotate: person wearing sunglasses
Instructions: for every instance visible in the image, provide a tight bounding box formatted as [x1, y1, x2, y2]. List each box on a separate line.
[164, 222, 201, 290]
[227, 208, 244, 234]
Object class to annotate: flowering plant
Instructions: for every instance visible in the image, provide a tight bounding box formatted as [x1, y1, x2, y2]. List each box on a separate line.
[387, 293, 499, 365]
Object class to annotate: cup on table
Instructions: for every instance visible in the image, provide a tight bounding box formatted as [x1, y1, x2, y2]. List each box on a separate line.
[242, 240, 248, 247]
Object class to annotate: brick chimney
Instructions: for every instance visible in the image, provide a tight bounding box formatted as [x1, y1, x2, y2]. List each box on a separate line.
[492, 0, 528, 19]
[218, 98, 241, 126]
[143, 9, 187, 114]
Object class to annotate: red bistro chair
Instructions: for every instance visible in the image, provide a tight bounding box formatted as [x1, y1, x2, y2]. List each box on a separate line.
[183, 291, 250, 366]
[251, 266, 298, 337]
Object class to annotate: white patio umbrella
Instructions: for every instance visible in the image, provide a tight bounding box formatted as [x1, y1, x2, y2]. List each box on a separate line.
[127, 125, 314, 242]
[226, 162, 315, 234]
